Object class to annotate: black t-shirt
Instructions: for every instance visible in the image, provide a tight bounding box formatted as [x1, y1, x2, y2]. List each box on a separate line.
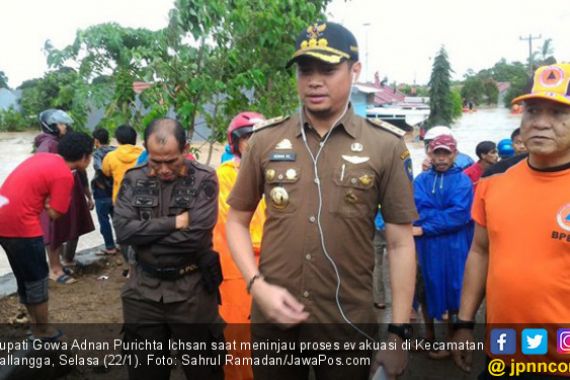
[482, 153, 529, 178]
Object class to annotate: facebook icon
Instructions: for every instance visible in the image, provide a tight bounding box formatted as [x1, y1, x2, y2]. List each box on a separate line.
[491, 329, 516, 354]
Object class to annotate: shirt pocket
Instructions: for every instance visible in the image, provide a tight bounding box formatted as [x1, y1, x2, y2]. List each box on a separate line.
[264, 165, 301, 214]
[132, 180, 160, 220]
[168, 185, 197, 215]
[330, 166, 376, 218]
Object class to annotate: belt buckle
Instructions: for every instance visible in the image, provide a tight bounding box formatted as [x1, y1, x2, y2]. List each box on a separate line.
[179, 264, 198, 275]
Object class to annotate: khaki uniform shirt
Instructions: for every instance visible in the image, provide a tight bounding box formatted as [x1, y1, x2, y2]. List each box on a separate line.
[228, 108, 417, 324]
[114, 160, 218, 304]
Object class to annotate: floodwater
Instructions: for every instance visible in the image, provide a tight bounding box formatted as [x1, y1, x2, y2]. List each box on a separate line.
[0, 108, 523, 277]
[407, 107, 522, 176]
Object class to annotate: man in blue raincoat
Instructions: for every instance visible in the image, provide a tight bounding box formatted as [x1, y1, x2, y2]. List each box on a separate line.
[412, 134, 473, 358]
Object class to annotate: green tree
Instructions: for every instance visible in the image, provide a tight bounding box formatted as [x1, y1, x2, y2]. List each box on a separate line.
[40, 0, 332, 163]
[461, 76, 484, 105]
[504, 76, 529, 107]
[45, 23, 162, 132]
[427, 46, 453, 127]
[0, 71, 8, 89]
[530, 38, 556, 71]
[0, 108, 28, 132]
[450, 88, 463, 119]
[147, 0, 331, 157]
[489, 58, 528, 83]
[18, 67, 88, 128]
[483, 79, 499, 105]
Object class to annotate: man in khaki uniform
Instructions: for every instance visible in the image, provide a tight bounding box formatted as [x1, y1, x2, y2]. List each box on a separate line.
[113, 118, 223, 380]
[226, 22, 417, 380]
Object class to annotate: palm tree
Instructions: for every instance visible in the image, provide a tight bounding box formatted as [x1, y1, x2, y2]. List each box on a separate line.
[530, 38, 556, 70]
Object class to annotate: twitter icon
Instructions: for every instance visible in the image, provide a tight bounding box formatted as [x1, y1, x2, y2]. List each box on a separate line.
[522, 329, 548, 355]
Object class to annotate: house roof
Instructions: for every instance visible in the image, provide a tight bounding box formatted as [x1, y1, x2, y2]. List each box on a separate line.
[359, 81, 406, 104]
[496, 82, 511, 93]
[352, 84, 381, 94]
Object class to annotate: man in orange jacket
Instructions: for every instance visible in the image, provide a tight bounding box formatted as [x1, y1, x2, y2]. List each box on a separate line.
[214, 112, 266, 380]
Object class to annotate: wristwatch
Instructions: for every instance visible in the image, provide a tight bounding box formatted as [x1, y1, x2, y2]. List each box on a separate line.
[387, 323, 413, 340]
[451, 314, 475, 330]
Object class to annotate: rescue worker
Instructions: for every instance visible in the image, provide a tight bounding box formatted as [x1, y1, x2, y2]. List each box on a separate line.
[226, 22, 418, 380]
[113, 118, 223, 380]
[452, 63, 570, 377]
[214, 111, 267, 380]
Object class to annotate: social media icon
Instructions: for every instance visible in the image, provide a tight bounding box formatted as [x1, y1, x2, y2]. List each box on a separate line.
[522, 329, 548, 355]
[557, 329, 570, 354]
[490, 329, 516, 355]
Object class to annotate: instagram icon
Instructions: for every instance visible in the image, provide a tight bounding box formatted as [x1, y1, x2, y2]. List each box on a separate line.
[558, 329, 570, 354]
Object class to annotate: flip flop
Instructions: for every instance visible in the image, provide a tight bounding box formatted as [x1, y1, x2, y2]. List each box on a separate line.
[62, 267, 74, 276]
[28, 329, 64, 342]
[51, 274, 77, 285]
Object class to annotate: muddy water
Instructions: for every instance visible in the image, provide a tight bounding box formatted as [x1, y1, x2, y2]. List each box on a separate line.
[0, 109, 522, 276]
[407, 107, 522, 176]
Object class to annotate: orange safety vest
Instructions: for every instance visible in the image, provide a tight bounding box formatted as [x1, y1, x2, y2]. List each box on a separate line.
[214, 160, 265, 380]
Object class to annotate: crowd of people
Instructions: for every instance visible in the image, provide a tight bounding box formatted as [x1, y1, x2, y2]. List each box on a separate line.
[0, 20, 569, 380]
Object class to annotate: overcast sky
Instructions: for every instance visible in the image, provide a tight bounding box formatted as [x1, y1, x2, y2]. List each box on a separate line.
[1, 0, 568, 88]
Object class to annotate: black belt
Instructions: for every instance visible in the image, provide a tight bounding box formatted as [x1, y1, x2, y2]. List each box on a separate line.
[138, 260, 199, 281]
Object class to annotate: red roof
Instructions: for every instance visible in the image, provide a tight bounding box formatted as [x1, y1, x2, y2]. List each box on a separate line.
[360, 80, 406, 105]
[496, 82, 511, 93]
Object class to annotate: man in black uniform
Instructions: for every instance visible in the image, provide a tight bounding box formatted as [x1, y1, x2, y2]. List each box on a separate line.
[113, 118, 223, 380]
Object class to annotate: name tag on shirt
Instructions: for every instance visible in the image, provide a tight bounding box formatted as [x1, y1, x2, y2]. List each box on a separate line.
[269, 152, 297, 162]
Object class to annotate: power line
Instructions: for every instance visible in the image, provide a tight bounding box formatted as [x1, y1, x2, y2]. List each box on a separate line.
[519, 34, 542, 77]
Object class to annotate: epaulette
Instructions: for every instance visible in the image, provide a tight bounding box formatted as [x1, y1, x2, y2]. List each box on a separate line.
[125, 162, 146, 174]
[189, 159, 215, 173]
[366, 118, 406, 137]
[252, 116, 289, 132]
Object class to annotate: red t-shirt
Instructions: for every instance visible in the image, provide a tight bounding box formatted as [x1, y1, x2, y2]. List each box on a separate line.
[0, 153, 74, 238]
[463, 161, 484, 186]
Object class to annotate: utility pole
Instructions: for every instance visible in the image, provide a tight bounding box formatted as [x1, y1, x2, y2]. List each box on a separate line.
[519, 34, 542, 77]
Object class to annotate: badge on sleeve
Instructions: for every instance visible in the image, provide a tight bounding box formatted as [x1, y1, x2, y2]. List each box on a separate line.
[404, 158, 414, 182]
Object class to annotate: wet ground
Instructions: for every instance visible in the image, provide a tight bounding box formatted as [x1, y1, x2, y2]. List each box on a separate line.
[0, 110, 514, 378]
